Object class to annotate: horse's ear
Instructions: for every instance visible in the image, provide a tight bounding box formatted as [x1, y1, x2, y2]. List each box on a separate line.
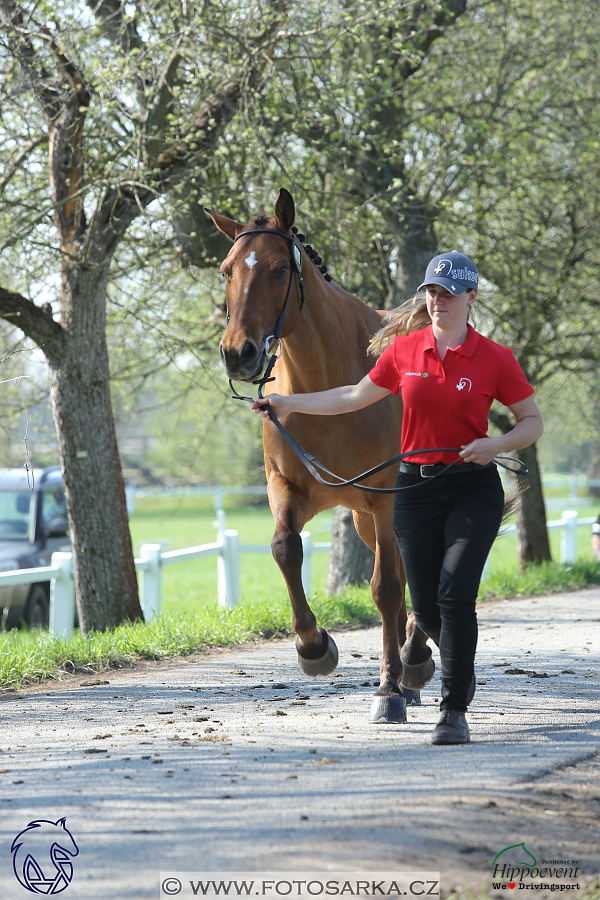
[275, 188, 295, 232]
[203, 208, 241, 242]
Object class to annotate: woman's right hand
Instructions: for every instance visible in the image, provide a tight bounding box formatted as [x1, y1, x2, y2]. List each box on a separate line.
[251, 394, 293, 419]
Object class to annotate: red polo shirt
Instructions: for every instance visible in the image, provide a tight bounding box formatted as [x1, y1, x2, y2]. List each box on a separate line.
[369, 325, 534, 464]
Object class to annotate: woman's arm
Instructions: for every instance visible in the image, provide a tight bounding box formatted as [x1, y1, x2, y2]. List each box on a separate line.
[252, 373, 391, 419]
[459, 395, 544, 466]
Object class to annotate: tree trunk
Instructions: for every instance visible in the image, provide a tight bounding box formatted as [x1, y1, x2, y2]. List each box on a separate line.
[587, 381, 600, 497]
[510, 442, 552, 568]
[388, 201, 438, 306]
[490, 410, 551, 568]
[51, 261, 142, 631]
[326, 506, 375, 594]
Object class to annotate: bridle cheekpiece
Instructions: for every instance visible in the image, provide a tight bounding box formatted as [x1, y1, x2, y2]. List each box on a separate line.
[227, 227, 306, 402]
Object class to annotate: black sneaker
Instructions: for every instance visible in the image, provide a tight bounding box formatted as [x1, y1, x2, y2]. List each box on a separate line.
[431, 710, 471, 745]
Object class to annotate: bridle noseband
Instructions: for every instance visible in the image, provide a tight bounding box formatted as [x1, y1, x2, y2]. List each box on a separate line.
[227, 227, 305, 403]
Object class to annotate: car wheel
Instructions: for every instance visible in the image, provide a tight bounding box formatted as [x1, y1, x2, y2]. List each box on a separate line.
[25, 584, 50, 630]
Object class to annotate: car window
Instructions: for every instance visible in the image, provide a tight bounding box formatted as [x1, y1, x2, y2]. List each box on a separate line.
[0, 491, 35, 540]
[41, 489, 68, 536]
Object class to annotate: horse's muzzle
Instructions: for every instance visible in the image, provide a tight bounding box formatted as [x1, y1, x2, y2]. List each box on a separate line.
[219, 338, 265, 382]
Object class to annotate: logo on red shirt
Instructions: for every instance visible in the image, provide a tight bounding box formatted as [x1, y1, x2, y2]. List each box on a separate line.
[457, 378, 472, 392]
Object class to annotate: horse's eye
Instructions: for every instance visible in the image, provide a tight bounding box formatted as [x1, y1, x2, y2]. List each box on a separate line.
[279, 266, 289, 276]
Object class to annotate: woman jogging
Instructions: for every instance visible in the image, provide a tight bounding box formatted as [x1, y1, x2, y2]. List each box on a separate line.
[253, 250, 543, 745]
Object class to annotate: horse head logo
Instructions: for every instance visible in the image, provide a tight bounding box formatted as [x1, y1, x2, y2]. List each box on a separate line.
[456, 378, 472, 392]
[11, 818, 79, 894]
[433, 259, 452, 276]
[492, 842, 537, 871]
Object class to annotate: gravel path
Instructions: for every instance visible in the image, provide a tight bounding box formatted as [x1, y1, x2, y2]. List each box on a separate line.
[1, 588, 599, 900]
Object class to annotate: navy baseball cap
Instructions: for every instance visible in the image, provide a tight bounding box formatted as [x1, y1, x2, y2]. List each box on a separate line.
[418, 251, 478, 295]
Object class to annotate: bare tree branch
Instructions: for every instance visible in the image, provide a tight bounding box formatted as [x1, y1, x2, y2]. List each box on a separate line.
[145, 50, 182, 162]
[92, 1, 289, 255]
[0, 0, 63, 119]
[1, 2, 92, 250]
[0, 134, 47, 195]
[0, 286, 64, 363]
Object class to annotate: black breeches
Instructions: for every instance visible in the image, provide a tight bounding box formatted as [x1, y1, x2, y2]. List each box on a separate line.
[393, 466, 504, 712]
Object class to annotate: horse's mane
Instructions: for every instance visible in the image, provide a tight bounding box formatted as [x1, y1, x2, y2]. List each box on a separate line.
[292, 223, 430, 351]
[290, 227, 333, 283]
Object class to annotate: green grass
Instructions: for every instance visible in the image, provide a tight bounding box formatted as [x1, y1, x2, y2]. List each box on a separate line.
[1, 491, 598, 689]
[480, 559, 600, 601]
[0, 587, 377, 689]
[129, 497, 333, 614]
[486, 518, 597, 577]
[1, 556, 599, 690]
[127, 494, 598, 613]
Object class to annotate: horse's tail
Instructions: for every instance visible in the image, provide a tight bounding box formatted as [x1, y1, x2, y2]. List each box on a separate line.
[502, 484, 524, 529]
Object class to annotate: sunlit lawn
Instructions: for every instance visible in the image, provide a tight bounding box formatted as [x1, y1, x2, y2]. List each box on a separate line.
[128, 491, 599, 615]
[1, 489, 597, 688]
[129, 496, 334, 615]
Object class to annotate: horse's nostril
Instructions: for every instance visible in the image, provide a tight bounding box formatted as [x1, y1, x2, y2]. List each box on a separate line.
[240, 339, 259, 367]
[219, 342, 226, 365]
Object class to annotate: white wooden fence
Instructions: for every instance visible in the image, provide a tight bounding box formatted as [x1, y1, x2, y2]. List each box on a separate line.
[0, 509, 595, 641]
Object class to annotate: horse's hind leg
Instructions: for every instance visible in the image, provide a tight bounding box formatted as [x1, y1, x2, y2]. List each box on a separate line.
[268, 476, 338, 676]
[354, 509, 417, 721]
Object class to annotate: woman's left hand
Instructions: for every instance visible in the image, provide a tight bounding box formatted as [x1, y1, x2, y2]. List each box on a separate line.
[459, 438, 503, 466]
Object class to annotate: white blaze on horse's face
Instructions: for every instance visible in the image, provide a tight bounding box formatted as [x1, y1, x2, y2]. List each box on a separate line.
[245, 250, 258, 269]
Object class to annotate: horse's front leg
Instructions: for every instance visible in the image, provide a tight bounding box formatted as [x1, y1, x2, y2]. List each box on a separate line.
[268, 475, 338, 676]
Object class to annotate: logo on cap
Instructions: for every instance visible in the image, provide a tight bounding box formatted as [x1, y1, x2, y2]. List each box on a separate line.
[419, 251, 478, 295]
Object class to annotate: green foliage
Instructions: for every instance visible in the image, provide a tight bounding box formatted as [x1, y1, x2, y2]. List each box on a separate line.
[109, 0, 600, 479]
[408, 0, 600, 384]
[0, 587, 378, 688]
[3, 0, 600, 499]
[480, 560, 600, 601]
[1, 559, 598, 688]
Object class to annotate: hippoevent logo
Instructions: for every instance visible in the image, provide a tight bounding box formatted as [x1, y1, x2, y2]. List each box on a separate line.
[491, 843, 581, 891]
[11, 818, 79, 894]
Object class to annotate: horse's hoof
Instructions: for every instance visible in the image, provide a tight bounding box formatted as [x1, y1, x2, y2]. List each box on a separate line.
[296, 628, 338, 677]
[369, 695, 407, 724]
[399, 686, 421, 706]
[467, 673, 476, 706]
[400, 657, 435, 691]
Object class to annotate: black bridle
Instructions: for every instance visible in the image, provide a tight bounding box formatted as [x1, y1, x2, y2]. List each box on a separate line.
[225, 228, 527, 491]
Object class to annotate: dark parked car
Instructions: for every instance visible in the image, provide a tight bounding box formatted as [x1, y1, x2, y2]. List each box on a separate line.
[0, 467, 70, 629]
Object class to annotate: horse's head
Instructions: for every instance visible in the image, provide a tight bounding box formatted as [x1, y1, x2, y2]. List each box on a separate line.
[205, 188, 304, 382]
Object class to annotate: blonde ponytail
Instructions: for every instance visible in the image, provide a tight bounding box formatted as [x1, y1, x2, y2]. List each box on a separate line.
[368, 292, 477, 357]
[368, 294, 430, 357]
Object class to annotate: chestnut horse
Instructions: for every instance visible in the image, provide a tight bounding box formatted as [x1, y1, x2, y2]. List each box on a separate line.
[207, 189, 433, 721]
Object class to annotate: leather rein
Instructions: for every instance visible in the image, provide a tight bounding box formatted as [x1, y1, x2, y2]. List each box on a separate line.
[226, 228, 527, 492]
